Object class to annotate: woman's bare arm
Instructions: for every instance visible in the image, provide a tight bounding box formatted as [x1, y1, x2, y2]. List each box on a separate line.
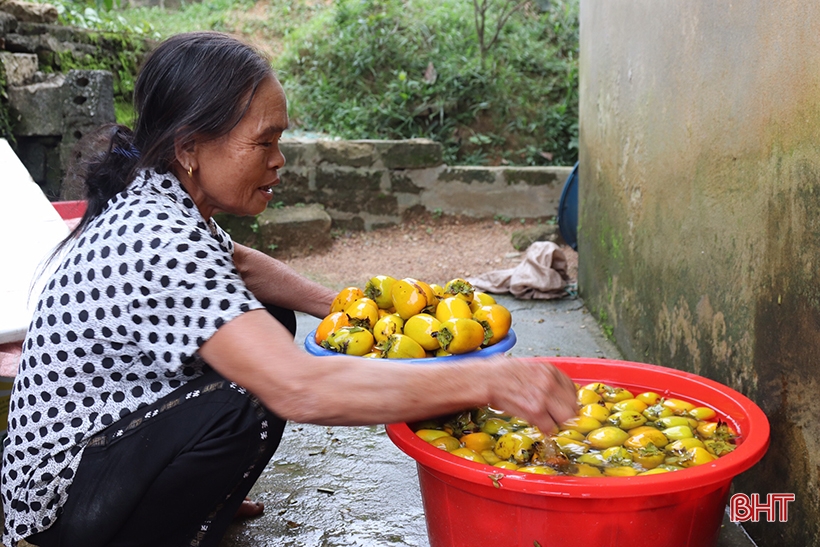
[232, 243, 335, 318]
[199, 309, 578, 432]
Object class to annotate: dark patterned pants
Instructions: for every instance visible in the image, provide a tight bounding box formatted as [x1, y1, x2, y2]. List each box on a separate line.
[27, 304, 295, 547]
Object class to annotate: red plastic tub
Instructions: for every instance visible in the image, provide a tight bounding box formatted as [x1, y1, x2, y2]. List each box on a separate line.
[386, 357, 770, 547]
[52, 200, 87, 220]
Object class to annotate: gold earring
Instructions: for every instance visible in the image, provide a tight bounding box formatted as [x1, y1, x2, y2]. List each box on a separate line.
[187, 166, 193, 178]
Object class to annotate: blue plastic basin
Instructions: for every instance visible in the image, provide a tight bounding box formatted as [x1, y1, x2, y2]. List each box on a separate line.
[304, 328, 517, 365]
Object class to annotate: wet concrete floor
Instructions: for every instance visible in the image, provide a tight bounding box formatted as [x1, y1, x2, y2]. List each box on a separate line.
[220, 294, 759, 547]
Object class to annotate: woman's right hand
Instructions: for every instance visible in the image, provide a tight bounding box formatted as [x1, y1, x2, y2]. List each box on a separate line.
[476, 355, 579, 434]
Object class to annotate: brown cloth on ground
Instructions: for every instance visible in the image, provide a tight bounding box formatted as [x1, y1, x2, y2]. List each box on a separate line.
[467, 241, 569, 300]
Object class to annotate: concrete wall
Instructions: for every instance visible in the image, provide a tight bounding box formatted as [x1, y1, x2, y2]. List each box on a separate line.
[277, 139, 571, 230]
[579, 1, 820, 545]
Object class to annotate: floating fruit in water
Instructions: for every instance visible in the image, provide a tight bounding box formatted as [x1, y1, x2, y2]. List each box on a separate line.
[410, 378, 738, 477]
[494, 431, 535, 463]
[586, 426, 630, 450]
[449, 447, 488, 464]
[460, 432, 495, 453]
[429, 435, 461, 451]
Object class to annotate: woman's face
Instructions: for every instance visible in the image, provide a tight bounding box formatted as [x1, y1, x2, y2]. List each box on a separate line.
[180, 74, 288, 220]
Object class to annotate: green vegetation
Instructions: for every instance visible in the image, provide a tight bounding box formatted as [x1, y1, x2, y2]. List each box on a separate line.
[29, 0, 578, 166]
[278, 0, 578, 165]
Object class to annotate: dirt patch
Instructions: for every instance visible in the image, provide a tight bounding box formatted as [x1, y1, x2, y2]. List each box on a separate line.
[282, 213, 578, 291]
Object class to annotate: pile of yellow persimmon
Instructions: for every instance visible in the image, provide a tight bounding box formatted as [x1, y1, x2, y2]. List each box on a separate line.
[314, 276, 512, 359]
[412, 381, 738, 477]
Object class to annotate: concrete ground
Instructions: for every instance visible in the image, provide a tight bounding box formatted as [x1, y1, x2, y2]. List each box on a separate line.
[219, 294, 759, 547]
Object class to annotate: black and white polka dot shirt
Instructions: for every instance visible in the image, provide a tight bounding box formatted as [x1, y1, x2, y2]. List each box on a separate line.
[1, 169, 264, 543]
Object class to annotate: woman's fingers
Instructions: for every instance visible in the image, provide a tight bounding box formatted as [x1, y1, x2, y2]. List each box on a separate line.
[484, 357, 579, 433]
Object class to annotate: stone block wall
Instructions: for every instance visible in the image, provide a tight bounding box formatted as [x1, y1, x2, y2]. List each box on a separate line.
[278, 138, 572, 229]
[1, 1, 151, 197]
[7, 68, 115, 198]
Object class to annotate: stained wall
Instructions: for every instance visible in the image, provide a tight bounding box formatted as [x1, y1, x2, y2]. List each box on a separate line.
[579, 2, 820, 544]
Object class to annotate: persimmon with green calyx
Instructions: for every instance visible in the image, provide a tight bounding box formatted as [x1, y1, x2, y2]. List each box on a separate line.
[704, 439, 736, 457]
[636, 391, 662, 406]
[655, 416, 698, 429]
[662, 397, 697, 415]
[444, 278, 475, 303]
[414, 279, 439, 313]
[630, 444, 666, 470]
[493, 431, 535, 463]
[606, 410, 647, 430]
[611, 398, 648, 413]
[321, 326, 374, 356]
[623, 427, 669, 450]
[437, 317, 484, 354]
[661, 425, 694, 441]
[601, 386, 634, 403]
[460, 431, 495, 453]
[372, 314, 404, 344]
[688, 406, 718, 420]
[364, 275, 397, 309]
[379, 333, 426, 359]
[643, 401, 675, 421]
[344, 298, 379, 330]
[472, 304, 512, 346]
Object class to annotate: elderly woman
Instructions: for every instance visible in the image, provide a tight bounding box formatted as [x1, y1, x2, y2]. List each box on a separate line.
[1, 31, 577, 547]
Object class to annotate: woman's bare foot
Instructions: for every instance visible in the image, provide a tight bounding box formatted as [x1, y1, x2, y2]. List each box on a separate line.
[234, 497, 264, 519]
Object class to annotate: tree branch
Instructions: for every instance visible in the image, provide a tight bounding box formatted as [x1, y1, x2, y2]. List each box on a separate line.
[484, 0, 528, 54]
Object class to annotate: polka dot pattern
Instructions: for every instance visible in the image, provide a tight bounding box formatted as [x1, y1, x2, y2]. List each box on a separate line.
[2, 169, 263, 543]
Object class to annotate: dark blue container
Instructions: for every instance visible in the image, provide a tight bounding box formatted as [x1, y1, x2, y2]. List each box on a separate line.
[557, 162, 579, 250]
